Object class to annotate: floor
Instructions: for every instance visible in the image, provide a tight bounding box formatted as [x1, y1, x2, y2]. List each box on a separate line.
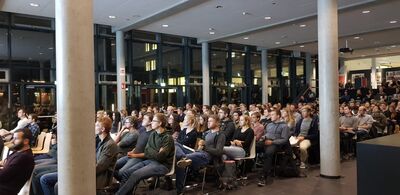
[136, 160, 357, 195]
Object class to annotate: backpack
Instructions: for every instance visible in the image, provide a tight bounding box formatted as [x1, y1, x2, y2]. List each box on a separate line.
[276, 150, 300, 177]
[219, 160, 238, 190]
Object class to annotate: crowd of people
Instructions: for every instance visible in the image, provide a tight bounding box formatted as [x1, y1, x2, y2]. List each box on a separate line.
[1, 94, 399, 194]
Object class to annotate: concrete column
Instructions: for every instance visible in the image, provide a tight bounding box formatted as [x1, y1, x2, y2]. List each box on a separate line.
[318, 0, 341, 178]
[116, 31, 126, 111]
[202, 42, 210, 105]
[261, 49, 268, 104]
[55, 0, 96, 194]
[371, 58, 378, 89]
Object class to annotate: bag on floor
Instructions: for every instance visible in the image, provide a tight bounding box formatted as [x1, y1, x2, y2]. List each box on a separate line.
[219, 160, 238, 190]
[276, 151, 300, 177]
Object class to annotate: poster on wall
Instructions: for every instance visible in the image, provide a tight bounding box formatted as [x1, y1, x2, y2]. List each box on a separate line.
[385, 70, 400, 84]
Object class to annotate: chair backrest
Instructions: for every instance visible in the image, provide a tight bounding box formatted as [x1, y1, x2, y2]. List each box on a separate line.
[31, 132, 46, 150]
[41, 133, 53, 152]
[165, 148, 176, 176]
[1, 145, 9, 161]
[248, 136, 256, 159]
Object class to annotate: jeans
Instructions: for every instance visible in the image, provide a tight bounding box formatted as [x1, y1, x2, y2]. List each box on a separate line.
[261, 144, 277, 177]
[30, 164, 58, 195]
[116, 156, 143, 181]
[40, 172, 58, 195]
[223, 146, 246, 159]
[116, 160, 169, 195]
[175, 142, 194, 160]
[175, 151, 211, 193]
[35, 158, 57, 166]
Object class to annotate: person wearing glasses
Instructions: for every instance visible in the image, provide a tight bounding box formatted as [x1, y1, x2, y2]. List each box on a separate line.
[115, 113, 174, 195]
[114, 117, 139, 157]
[0, 108, 30, 141]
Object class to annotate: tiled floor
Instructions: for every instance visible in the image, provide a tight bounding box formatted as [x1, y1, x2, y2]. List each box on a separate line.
[136, 160, 357, 195]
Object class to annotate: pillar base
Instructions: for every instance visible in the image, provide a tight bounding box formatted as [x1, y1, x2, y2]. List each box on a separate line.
[320, 174, 341, 179]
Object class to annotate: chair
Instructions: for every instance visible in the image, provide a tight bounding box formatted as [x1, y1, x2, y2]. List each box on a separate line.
[33, 133, 52, 154]
[273, 151, 287, 177]
[31, 132, 46, 151]
[18, 173, 33, 195]
[234, 136, 256, 177]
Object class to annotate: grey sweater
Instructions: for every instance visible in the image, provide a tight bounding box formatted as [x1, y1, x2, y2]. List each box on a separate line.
[263, 121, 290, 145]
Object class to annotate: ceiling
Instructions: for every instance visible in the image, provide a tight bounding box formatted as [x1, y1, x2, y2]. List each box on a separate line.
[1, 0, 400, 59]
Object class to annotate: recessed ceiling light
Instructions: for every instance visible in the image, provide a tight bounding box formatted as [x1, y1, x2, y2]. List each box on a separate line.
[299, 45, 305, 48]
[29, 3, 39, 7]
[299, 24, 307, 28]
[390, 20, 398, 24]
[209, 28, 214, 31]
[362, 10, 370, 14]
[162, 24, 169, 27]
[209, 31, 215, 35]
[242, 12, 250, 15]
[108, 15, 116, 19]
[391, 45, 397, 48]
[275, 42, 281, 45]
[243, 37, 249, 40]
[354, 36, 360, 40]
[48, 47, 53, 50]
[264, 16, 272, 20]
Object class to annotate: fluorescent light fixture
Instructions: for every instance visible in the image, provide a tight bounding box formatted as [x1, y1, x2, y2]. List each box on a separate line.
[354, 36, 360, 39]
[108, 15, 116, 19]
[275, 42, 281, 45]
[362, 10, 370, 14]
[243, 37, 249, 40]
[209, 31, 215, 35]
[160, 82, 166, 87]
[264, 16, 272, 20]
[391, 45, 397, 48]
[48, 47, 53, 50]
[30, 3, 39, 7]
[299, 24, 307, 28]
[299, 45, 305, 48]
[390, 20, 398, 24]
[209, 28, 214, 31]
[230, 84, 235, 88]
[162, 24, 169, 27]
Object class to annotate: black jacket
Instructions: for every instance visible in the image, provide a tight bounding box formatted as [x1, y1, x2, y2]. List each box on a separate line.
[220, 119, 236, 146]
[294, 116, 319, 143]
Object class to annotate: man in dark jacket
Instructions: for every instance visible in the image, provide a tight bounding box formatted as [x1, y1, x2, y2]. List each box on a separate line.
[0, 128, 34, 195]
[218, 107, 236, 145]
[293, 106, 319, 169]
[258, 110, 290, 187]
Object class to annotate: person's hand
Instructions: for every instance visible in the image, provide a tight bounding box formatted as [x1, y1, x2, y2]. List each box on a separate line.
[127, 152, 137, 158]
[298, 136, 305, 142]
[264, 139, 273, 145]
[159, 147, 164, 153]
[234, 140, 242, 147]
[230, 141, 235, 146]
[198, 140, 205, 147]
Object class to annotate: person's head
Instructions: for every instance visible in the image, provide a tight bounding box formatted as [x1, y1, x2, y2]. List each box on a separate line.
[186, 103, 193, 110]
[11, 128, 32, 151]
[177, 107, 184, 114]
[151, 113, 167, 131]
[28, 113, 38, 124]
[372, 105, 380, 113]
[123, 116, 134, 129]
[270, 110, 281, 122]
[95, 116, 112, 135]
[207, 114, 220, 130]
[184, 115, 197, 129]
[281, 108, 288, 118]
[232, 110, 241, 122]
[218, 107, 230, 120]
[168, 114, 178, 125]
[198, 114, 208, 126]
[251, 112, 261, 124]
[120, 109, 128, 117]
[239, 115, 251, 128]
[131, 110, 139, 118]
[166, 106, 174, 115]
[301, 106, 312, 118]
[343, 106, 352, 115]
[379, 102, 387, 111]
[358, 106, 367, 116]
[202, 105, 211, 114]
[152, 106, 159, 114]
[17, 108, 27, 119]
[186, 109, 197, 117]
[389, 105, 396, 112]
[142, 113, 153, 128]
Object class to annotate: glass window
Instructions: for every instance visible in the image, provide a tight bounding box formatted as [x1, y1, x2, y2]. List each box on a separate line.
[232, 51, 245, 86]
[132, 41, 158, 85]
[12, 14, 53, 30]
[0, 28, 8, 67]
[11, 68, 51, 82]
[96, 37, 116, 72]
[190, 48, 202, 84]
[162, 45, 183, 85]
[251, 53, 261, 85]
[11, 30, 55, 70]
[163, 34, 182, 45]
[0, 12, 8, 24]
[132, 30, 156, 42]
[210, 50, 227, 85]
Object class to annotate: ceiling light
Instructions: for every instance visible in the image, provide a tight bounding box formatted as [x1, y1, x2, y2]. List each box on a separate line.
[162, 24, 169, 27]
[362, 10, 370, 14]
[275, 42, 281, 45]
[390, 20, 398, 24]
[264, 16, 272, 20]
[29, 3, 39, 7]
[48, 47, 53, 50]
[299, 45, 305, 48]
[243, 37, 249, 40]
[299, 24, 307, 28]
[216, 5, 223, 9]
[241, 53, 245, 56]
[354, 36, 360, 40]
[209, 28, 214, 31]
[242, 12, 250, 15]
[39, 52, 44, 55]
[108, 15, 116, 19]
[391, 45, 397, 48]
[209, 31, 215, 35]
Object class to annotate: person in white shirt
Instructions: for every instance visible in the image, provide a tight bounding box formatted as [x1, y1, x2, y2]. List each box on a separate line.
[0, 108, 29, 141]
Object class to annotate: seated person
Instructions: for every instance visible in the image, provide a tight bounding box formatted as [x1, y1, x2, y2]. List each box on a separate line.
[218, 107, 236, 146]
[293, 106, 319, 169]
[0, 108, 30, 141]
[175, 115, 198, 153]
[114, 117, 139, 157]
[251, 112, 265, 142]
[175, 115, 226, 194]
[27, 113, 41, 147]
[371, 106, 387, 136]
[356, 106, 373, 140]
[339, 105, 359, 157]
[0, 128, 35, 195]
[114, 113, 154, 181]
[257, 110, 290, 187]
[115, 113, 175, 195]
[223, 115, 254, 160]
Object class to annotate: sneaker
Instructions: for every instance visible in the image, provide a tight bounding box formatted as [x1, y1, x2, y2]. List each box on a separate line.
[257, 177, 266, 187]
[177, 158, 192, 168]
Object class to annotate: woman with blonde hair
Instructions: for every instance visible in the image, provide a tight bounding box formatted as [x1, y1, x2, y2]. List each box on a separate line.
[281, 107, 295, 134]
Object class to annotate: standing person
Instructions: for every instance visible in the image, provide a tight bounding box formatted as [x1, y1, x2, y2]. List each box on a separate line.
[0, 128, 35, 195]
[257, 110, 290, 187]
